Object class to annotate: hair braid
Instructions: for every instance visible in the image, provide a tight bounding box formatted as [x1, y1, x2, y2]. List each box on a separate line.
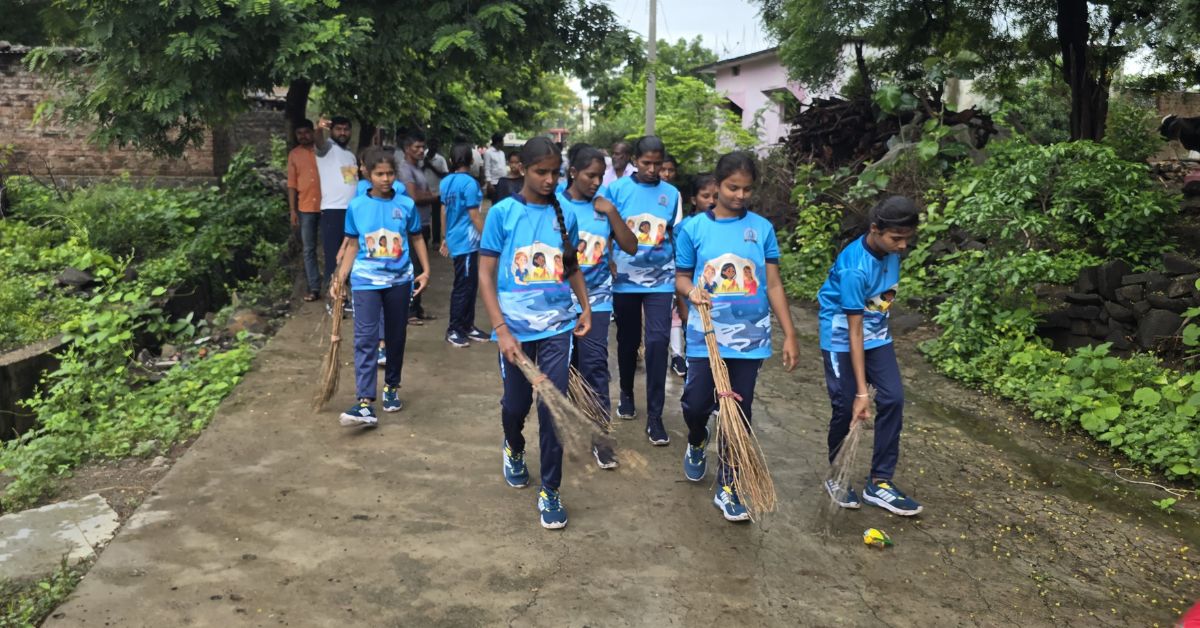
[548, 192, 580, 280]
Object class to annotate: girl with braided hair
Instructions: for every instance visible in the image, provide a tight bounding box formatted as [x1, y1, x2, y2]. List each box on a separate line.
[478, 136, 592, 530]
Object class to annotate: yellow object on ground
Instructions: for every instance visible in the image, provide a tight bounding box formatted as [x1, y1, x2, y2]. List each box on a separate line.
[863, 528, 893, 548]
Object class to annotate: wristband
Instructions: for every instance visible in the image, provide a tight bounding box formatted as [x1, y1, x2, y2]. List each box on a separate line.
[855, 393, 869, 398]
[494, 323, 508, 332]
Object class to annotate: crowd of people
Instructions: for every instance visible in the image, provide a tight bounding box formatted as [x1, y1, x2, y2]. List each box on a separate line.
[287, 119, 923, 529]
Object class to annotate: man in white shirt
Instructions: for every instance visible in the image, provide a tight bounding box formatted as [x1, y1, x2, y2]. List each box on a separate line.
[483, 132, 507, 199]
[601, 140, 636, 187]
[315, 116, 357, 306]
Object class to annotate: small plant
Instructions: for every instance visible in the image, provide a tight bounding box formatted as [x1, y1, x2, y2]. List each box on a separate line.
[0, 558, 82, 626]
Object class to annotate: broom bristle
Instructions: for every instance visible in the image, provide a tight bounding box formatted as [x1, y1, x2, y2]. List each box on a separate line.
[312, 293, 345, 410]
[827, 419, 865, 509]
[568, 366, 612, 433]
[510, 351, 601, 456]
[697, 303, 777, 517]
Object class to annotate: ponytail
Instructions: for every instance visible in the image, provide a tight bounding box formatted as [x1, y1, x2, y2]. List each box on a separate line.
[520, 136, 579, 280]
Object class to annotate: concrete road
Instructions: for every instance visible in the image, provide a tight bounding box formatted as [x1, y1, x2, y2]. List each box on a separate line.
[45, 256, 1198, 627]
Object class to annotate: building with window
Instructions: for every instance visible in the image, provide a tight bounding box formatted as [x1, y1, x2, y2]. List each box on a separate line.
[695, 47, 815, 150]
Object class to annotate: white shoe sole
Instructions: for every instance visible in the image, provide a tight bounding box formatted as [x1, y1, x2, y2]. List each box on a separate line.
[382, 403, 403, 413]
[647, 433, 670, 446]
[712, 496, 751, 521]
[862, 493, 923, 516]
[339, 414, 377, 427]
[592, 451, 619, 469]
[540, 518, 567, 530]
[617, 411, 636, 420]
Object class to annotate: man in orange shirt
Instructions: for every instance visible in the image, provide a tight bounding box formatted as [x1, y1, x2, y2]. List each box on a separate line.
[287, 119, 323, 301]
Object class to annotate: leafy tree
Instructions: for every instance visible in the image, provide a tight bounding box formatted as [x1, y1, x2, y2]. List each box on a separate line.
[756, 0, 1200, 141]
[586, 36, 718, 114]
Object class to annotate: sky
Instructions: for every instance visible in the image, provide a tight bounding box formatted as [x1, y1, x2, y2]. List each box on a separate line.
[605, 0, 774, 60]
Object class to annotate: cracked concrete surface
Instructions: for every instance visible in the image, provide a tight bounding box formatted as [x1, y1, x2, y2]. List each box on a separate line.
[42, 257, 1199, 626]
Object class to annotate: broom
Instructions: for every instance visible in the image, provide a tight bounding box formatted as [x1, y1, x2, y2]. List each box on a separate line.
[696, 301, 777, 517]
[312, 288, 346, 410]
[567, 365, 613, 433]
[510, 349, 604, 456]
[826, 417, 866, 510]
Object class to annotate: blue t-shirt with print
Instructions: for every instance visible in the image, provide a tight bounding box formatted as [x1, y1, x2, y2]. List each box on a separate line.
[817, 235, 900, 352]
[480, 195, 581, 342]
[598, 175, 680, 294]
[344, 190, 422, 290]
[676, 210, 780, 360]
[557, 191, 614, 313]
[355, 179, 407, 198]
[440, 172, 483, 257]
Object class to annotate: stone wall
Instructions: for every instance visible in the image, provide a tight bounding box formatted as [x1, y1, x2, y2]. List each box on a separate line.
[1037, 254, 1199, 354]
[0, 45, 284, 185]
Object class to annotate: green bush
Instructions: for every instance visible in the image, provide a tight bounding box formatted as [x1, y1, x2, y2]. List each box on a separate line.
[1103, 95, 1165, 164]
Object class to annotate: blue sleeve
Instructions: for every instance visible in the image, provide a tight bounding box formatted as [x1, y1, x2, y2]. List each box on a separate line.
[763, 222, 781, 263]
[480, 202, 505, 257]
[394, 180, 407, 197]
[839, 268, 867, 314]
[344, 202, 359, 237]
[675, 221, 696, 272]
[566, 209, 580, 246]
[438, 177, 450, 204]
[466, 179, 483, 210]
[595, 183, 615, 204]
[406, 200, 422, 235]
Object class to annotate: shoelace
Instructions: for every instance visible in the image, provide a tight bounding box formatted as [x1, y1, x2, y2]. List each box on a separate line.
[540, 491, 561, 511]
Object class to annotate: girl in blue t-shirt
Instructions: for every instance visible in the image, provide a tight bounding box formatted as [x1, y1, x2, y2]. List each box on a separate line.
[557, 144, 638, 469]
[330, 148, 430, 427]
[818, 196, 923, 517]
[438, 142, 488, 347]
[674, 152, 800, 522]
[598, 135, 681, 446]
[478, 137, 592, 530]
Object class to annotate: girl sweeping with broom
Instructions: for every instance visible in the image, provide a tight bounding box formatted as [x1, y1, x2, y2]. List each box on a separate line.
[674, 152, 799, 522]
[328, 147, 430, 426]
[820, 195, 922, 516]
[557, 143, 638, 469]
[478, 136, 592, 529]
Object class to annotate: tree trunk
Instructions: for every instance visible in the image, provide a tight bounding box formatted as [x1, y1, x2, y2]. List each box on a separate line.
[357, 122, 378, 151]
[284, 79, 311, 148]
[1055, 0, 1107, 141]
[854, 40, 873, 98]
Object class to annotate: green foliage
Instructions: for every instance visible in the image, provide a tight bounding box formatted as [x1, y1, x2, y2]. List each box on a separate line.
[0, 558, 82, 627]
[585, 36, 717, 114]
[778, 164, 847, 298]
[1103, 95, 1166, 164]
[930, 139, 1176, 263]
[269, 136, 287, 171]
[996, 75, 1071, 145]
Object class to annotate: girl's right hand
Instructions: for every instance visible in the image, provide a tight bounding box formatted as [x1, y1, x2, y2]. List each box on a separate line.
[688, 286, 711, 307]
[329, 280, 345, 302]
[852, 394, 872, 422]
[439, 241, 449, 258]
[497, 326, 522, 364]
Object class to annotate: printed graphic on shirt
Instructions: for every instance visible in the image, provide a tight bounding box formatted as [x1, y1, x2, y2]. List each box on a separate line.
[340, 165, 357, 184]
[627, 213, 670, 246]
[698, 254, 760, 296]
[512, 242, 566, 285]
[829, 283, 897, 347]
[363, 228, 404, 259]
[575, 230, 608, 266]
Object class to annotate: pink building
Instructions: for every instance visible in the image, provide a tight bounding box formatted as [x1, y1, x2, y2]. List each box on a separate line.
[696, 47, 811, 149]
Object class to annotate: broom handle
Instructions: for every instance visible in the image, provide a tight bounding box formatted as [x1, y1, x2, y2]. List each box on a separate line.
[696, 303, 733, 396]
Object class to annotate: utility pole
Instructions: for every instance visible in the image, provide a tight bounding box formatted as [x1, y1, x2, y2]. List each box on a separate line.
[644, 0, 657, 134]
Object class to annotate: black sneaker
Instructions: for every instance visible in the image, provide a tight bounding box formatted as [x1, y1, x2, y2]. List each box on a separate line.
[592, 441, 618, 469]
[670, 355, 688, 378]
[646, 417, 670, 446]
[617, 392, 636, 420]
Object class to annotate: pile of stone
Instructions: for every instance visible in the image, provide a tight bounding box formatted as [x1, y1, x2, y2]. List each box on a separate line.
[1038, 253, 1199, 352]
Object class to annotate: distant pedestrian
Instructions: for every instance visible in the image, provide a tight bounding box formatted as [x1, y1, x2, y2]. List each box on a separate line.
[484, 132, 508, 199]
[493, 151, 524, 203]
[329, 148, 430, 427]
[669, 174, 718, 378]
[601, 140, 636, 187]
[396, 131, 439, 324]
[439, 142, 490, 347]
[287, 119, 322, 301]
[819, 195, 923, 517]
[423, 138, 449, 245]
[316, 116, 358, 313]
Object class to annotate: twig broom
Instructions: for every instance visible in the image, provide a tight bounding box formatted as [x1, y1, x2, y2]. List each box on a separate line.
[696, 302, 777, 517]
[567, 365, 613, 434]
[312, 291, 346, 410]
[827, 417, 866, 509]
[511, 350, 603, 456]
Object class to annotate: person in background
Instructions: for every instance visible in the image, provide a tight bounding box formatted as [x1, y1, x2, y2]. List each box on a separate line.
[287, 118, 322, 302]
[316, 115, 358, 315]
[494, 151, 524, 203]
[439, 142, 490, 347]
[659, 153, 678, 184]
[484, 131, 508, 200]
[396, 131, 439, 325]
[601, 140, 636, 187]
[423, 138, 449, 247]
[670, 174, 718, 378]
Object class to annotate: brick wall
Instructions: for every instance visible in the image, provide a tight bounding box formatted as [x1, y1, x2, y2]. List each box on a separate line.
[1156, 91, 1200, 118]
[0, 50, 285, 185]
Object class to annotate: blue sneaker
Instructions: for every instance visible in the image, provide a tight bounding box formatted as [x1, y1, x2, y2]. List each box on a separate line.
[538, 487, 568, 529]
[381, 385, 402, 412]
[713, 485, 751, 522]
[338, 401, 378, 427]
[862, 479, 923, 516]
[683, 435, 707, 482]
[502, 441, 529, 488]
[617, 392, 636, 420]
[823, 479, 861, 509]
[445, 330, 470, 348]
[646, 416, 669, 446]
[466, 327, 490, 342]
[376, 345, 386, 366]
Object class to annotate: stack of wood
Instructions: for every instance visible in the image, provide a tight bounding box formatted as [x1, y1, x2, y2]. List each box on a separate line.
[785, 97, 905, 172]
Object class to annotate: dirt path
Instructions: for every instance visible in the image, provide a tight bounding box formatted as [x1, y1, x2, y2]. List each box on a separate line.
[43, 256, 1199, 627]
